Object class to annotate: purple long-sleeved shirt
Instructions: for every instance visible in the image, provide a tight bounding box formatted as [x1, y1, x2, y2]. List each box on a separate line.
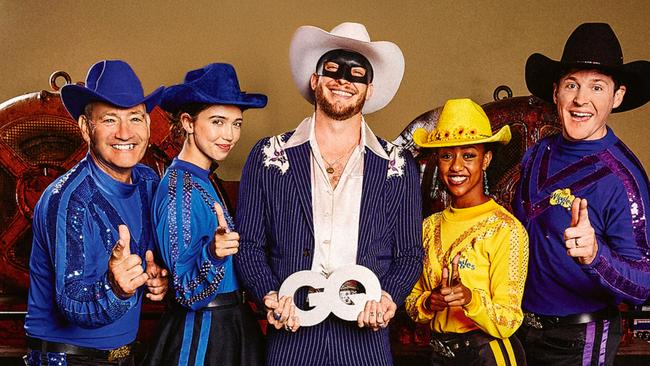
[514, 128, 650, 316]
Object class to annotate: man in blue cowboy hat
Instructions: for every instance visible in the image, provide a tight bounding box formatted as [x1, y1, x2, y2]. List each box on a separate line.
[235, 22, 422, 365]
[24, 60, 169, 366]
[513, 23, 650, 365]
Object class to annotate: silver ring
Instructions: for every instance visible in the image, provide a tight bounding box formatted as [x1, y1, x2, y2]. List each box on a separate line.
[574, 237, 579, 247]
[273, 312, 281, 321]
[284, 324, 291, 331]
[377, 311, 383, 319]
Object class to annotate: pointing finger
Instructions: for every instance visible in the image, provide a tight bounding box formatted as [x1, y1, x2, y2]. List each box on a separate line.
[570, 198, 581, 227]
[577, 198, 590, 227]
[145, 250, 158, 277]
[441, 266, 449, 289]
[214, 203, 229, 234]
[117, 224, 131, 256]
[450, 253, 461, 286]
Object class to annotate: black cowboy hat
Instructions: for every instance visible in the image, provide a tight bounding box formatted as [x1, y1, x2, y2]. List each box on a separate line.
[526, 23, 650, 113]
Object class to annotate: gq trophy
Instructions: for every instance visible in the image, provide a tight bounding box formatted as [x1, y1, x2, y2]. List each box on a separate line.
[278, 264, 381, 326]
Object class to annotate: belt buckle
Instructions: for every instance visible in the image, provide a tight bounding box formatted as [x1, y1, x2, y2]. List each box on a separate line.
[429, 339, 455, 358]
[107, 345, 131, 362]
[523, 312, 543, 329]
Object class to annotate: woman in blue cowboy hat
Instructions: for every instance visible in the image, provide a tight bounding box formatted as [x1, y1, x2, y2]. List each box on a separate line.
[405, 99, 529, 365]
[144, 63, 267, 366]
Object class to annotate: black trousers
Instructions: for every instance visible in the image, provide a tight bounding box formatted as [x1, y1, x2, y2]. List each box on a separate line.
[515, 313, 621, 366]
[429, 331, 526, 366]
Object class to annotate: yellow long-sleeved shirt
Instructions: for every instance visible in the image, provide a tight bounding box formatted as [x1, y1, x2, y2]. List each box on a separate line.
[405, 199, 529, 338]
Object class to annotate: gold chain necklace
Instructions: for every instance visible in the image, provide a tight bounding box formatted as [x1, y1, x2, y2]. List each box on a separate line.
[321, 144, 358, 174]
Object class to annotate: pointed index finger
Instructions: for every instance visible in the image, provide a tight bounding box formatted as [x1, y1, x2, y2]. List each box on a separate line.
[441, 267, 449, 289]
[570, 197, 581, 227]
[214, 203, 229, 233]
[145, 250, 158, 277]
[577, 198, 590, 227]
[145, 250, 155, 266]
[119, 225, 131, 255]
[449, 253, 461, 287]
[112, 225, 131, 258]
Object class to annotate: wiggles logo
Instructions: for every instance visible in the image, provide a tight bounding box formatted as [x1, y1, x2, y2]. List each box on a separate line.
[458, 258, 475, 270]
[550, 188, 575, 210]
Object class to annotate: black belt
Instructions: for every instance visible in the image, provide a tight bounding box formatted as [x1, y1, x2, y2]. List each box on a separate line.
[429, 330, 495, 358]
[27, 337, 131, 361]
[523, 307, 618, 329]
[205, 290, 245, 308]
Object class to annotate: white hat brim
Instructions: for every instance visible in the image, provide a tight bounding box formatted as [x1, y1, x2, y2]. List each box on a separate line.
[289, 25, 405, 114]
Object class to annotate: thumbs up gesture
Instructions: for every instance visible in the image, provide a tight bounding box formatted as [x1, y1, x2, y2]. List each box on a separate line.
[426, 269, 450, 312]
[144, 250, 169, 301]
[439, 253, 472, 307]
[564, 197, 598, 264]
[212, 203, 240, 259]
[108, 225, 149, 299]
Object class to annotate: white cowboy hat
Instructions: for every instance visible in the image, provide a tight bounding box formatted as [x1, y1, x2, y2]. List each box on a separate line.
[289, 22, 405, 114]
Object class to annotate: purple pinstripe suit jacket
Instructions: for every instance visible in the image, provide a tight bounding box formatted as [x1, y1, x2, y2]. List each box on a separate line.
[235, 129, 423, 366]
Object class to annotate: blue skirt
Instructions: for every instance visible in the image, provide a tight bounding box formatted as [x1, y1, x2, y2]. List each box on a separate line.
[143, 301, 265, 366]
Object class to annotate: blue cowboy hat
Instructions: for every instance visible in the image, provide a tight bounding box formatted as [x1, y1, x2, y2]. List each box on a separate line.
[61, 60, 164, 120]
[160, 63, 268, 113]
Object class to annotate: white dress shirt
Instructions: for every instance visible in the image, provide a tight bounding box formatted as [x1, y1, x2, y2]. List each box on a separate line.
[284, 115, 388, 277]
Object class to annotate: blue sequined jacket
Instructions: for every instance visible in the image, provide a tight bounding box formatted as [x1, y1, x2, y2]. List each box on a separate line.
[25, 154, 159, 349]
[151, 158, 238, 311]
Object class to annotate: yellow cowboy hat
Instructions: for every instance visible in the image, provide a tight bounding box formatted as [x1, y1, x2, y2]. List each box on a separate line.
[412, 98, 511, 148]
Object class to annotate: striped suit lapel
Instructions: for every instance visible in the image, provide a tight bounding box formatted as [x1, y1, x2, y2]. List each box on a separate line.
[357, 149, 386, 258]
[286, 143, 314, 236]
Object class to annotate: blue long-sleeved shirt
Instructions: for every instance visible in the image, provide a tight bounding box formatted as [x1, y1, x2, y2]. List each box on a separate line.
[513, 129, 650, 316]
[152, 158, 237, 311]
[25, 154, 159, 349]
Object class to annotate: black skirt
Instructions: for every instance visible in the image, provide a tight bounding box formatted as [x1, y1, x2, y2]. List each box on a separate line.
[143, 302, 265, 366]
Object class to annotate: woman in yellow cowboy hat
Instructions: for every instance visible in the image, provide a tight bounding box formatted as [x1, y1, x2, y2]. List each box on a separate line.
[405, 99, 529, 365]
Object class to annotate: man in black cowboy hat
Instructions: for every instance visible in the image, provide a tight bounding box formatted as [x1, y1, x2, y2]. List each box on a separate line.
[24, 60, 169, 365]
[235, 22, 422, 365]
[513, 23, 650, 365]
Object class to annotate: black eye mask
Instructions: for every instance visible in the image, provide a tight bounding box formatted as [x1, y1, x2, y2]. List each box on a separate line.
[316, 49, 374, 84]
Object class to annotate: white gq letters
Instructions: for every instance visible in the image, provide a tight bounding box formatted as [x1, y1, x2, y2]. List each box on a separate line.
[278, 265, 381, 326]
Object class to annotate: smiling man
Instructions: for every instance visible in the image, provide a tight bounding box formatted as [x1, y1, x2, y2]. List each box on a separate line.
[24, 60, 169, 366]
[513, 23, 650, 365]
[235, 22, 423, 366]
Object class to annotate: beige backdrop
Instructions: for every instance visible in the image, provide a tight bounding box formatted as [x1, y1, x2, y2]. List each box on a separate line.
[1, 0, 648, 180]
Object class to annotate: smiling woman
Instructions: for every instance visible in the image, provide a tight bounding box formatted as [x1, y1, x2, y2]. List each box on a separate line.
[406, 99, 529, 366]
[436, 144, 491, 209]
[176, 104, 243, 168]
[143, 62, 268, 366]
